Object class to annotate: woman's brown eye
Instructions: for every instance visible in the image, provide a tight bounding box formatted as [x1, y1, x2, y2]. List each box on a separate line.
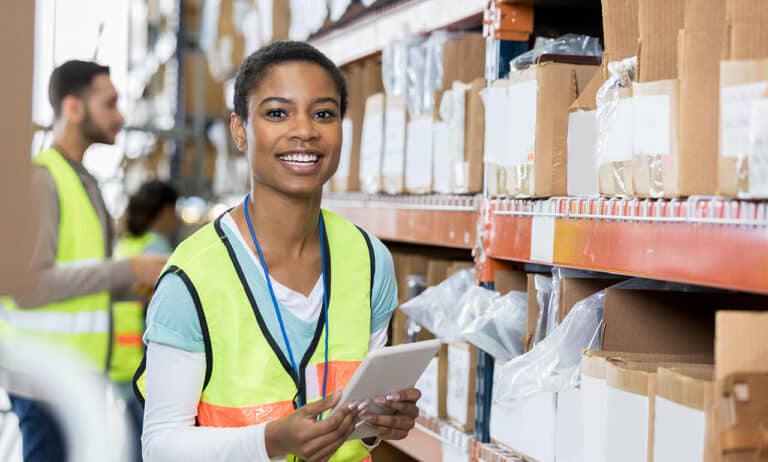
[315, 110, 336, 120]
[266, 109, 287, 119]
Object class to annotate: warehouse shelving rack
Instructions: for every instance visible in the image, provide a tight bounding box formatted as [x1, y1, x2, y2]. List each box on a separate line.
[307, 0, 768, 459]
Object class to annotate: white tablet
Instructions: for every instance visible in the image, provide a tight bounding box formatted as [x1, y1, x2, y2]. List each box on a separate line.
[329, 339, 442, 440]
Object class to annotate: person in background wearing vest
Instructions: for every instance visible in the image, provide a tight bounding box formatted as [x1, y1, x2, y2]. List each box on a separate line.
[136, 41, 421, 462]
[112, 180, 179, 460]
[6, 60, 168, 462]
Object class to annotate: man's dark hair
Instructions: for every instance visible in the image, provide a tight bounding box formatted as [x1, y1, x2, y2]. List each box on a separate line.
[233, 41, 348, 121]
[48, 60, 110, 118]
[126, 180, 179, 236]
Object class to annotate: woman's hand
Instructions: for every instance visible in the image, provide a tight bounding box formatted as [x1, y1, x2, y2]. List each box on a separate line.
[265, 390, 360, 462]
[360, 388, 421, 440]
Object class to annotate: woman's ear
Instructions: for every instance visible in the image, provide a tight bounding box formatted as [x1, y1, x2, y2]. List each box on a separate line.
[230, 113, 247, 153]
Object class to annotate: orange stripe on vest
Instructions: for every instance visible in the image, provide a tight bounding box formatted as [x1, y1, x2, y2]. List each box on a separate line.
[197, 400, 295, 427]
[116, 333, 143, 346]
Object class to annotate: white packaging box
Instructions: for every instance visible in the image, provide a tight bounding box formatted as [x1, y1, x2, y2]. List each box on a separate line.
[415, 357, 440, 419]
[490, 392, 556, 462]
[555, 387, 583, 462]
[604, 362, 652, 462]
[567, 110, 599, 196]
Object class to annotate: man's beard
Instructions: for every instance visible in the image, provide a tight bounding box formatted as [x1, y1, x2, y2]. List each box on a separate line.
[79, 107, 114, 145]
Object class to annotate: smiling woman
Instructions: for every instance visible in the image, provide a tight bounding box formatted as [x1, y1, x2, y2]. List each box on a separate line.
[135, 41, 421, 462]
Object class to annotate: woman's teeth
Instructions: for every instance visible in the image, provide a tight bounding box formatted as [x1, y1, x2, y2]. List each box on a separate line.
[278, 153, 319, 164]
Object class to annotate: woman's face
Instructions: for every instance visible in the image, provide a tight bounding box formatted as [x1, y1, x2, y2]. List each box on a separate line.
[231, 61, 342, 198]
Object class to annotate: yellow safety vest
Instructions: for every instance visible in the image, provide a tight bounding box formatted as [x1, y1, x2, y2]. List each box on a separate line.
[109, 232, 157, 383]
[0, 148, 111, 370]
[136, 211, 375, 461]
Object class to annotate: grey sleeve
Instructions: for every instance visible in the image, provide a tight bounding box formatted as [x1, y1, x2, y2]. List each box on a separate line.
[15, 168, 135, 309]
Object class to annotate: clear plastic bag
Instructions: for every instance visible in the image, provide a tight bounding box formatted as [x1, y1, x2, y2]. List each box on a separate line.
[494, 290, 606, 403]
[509, 34, 603, 72]
[400, 269, 478, 342]
[595, 56, 637, 195]
[383, 39, 412, 97]
[462, 291, 528, 361]
[532, 275, 552, 346]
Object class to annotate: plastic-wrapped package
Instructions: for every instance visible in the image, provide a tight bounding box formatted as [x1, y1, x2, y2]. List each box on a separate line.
[596, 56, 637, 195]
[532, 275, 552, 346]
[382, 39, 410, 97]
[329, 0, 351, 22]
[509, 34, 603, 72]
[400, 269, 479, 343]
[462, 291, 528, 361]
[494, 289, 606, 403]
[406, 42, 428, 117]
[545, 268, 562, 336]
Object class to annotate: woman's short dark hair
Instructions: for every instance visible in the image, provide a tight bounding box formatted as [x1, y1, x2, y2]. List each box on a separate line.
[126, 180, 179, 236]
[233, 41, 348, 121]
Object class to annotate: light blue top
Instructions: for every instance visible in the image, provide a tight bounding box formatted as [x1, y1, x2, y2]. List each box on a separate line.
[144, 214, 398, 361]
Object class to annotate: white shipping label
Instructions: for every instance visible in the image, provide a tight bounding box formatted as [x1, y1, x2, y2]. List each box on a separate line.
[633, 94, 672, 156]
[567, 110, 599, 196]
[749, 99, 768, 197]
[337, 118, 354, 178]
[382, 107, 407, 176]
[602, 98, 634, 163]
[359, 111, 384, 181]
[507, 80, 538, 166]
[404, 119, 435, 190]
[415, 358, 439, 418]
[530, 215, 555, 263]
[481, 86, 511, 165]
[721, 82, 768, 159]
[432, 121, 453, 193]
[447, 345, 471, 425]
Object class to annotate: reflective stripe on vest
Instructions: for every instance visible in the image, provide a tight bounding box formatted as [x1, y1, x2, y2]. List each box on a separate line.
[2, 148, 111, 370]
[109, 232, 157, 383]
[136, 210, 374, 462]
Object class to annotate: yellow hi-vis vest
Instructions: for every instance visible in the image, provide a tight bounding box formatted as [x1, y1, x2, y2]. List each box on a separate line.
[109, 232, 156, 383]
[135, 211, 375, 462]
[0, 148, 111, 370]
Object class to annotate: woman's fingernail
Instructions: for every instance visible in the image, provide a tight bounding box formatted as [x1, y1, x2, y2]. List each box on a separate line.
[387, 393, 399, 402]
[357, 400, 370, 411]
[347, 402, 357, 411]
[374, 397, 387, 406]
[362, 414, 374, 422]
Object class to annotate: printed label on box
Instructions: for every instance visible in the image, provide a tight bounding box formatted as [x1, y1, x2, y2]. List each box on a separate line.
[722, 82, 768, 159]
[382, 107, 407, 176]
[433, 121, 452, 193]
[508, 80, 538, 166]
[749, 99, 768, 197]
[567, 110, 599, 196]
[633, 94, 672, 156]
[481, 86, 512, 165]
[405, 119, 435, 190]
[415, 357, 439, 418]
[601, 98, 634, 163]
[359, 111, 383, 184]
[337, 118, 354, 178]
[447, 345, 471, 425]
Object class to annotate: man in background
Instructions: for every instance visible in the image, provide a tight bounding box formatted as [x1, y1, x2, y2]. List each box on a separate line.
[5, 60, 167, 462]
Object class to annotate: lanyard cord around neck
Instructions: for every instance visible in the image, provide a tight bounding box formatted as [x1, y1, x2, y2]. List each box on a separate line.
[242, 194, 329, 408]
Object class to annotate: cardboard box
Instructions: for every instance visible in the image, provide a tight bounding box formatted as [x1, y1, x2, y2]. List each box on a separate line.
[555, 387, 582, 462]
[601, 0, 640, 62]
[713, 311, 768, 460]
[674, 0, 727, 197]
[359, 93, 385, 194]
[524, 274, 539, 352]
[404, 116, 435, 194]
[557, 277, 618, 324]
[459, 78, 486, 194]
[601, 287, 768, 356]
[606, 359, 715, 462]
[725, 0, 768, 60]
[653, 366, 715, 462]
[441, 33, 486, 90]
[485, 63, 599, 197]
[390, 253, 428, 345]
[567, 69, 604, 196]
[381, 95, 408, 194]
[637, 0, 685, 83]
[184, 52, 226, 116]
[427, 259, 454, 286]
[201, 0, 246, 81]
[491, 390, 557, 462]
[446, 343, 477, 432]
[581, 350, 713, 462]
[719, 59, 768, 198]
[333, 59, 383, 193]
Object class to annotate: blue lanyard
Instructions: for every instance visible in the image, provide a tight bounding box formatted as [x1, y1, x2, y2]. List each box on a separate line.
[242, 194, 329, 408]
